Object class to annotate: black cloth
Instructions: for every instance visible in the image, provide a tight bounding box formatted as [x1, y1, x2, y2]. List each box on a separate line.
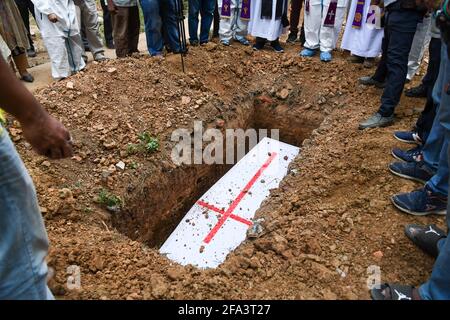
[100, 0, 114, 46]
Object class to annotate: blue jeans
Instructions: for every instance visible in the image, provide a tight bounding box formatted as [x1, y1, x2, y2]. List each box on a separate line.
[140, 0, 180, 56]
[377, 6, 423, 117]
[416, 38, 442, 143]
[423, 42, 450, 197]
[0, 128, 53, 300]
[188, 0, 215, 43]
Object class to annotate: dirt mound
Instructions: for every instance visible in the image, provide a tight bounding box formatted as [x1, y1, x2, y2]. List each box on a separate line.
[10, 42, 444, 299]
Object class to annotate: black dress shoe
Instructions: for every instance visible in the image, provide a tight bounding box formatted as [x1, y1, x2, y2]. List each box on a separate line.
[405, 84, 428, 98]
[21, 73, 34, 83]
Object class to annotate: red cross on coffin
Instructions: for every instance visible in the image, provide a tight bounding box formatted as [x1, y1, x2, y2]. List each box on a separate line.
[159, 137, 300, 269]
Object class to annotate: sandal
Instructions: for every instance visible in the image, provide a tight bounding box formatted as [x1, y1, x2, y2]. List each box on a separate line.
[371, 283, 420, 300]
[404, 224, 447, 258]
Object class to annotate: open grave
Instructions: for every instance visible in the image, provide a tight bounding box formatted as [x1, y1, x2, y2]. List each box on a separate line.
[19, 44, 439, 300]
[110, 91, 323, 257]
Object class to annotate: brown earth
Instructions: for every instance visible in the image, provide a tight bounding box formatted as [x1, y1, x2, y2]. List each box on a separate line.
[7, 40, 445, 300]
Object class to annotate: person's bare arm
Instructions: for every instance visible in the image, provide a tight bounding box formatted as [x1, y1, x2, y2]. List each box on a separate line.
[0, 56, 73, 159]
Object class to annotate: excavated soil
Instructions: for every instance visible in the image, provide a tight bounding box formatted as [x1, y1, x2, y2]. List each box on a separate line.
[9, 41, 445, 300]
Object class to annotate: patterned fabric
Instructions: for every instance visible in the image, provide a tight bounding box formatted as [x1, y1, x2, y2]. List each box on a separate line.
[0, 0, 30, 55]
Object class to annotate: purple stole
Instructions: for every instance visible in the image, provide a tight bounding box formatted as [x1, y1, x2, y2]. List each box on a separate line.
[221, 0, 251, 20]
[323, 0, 338, 27]
[352, 0, 365, 29]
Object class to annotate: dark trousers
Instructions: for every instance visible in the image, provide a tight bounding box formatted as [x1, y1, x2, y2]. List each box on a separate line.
[100, 0, 114, 45]
[377, 5, 423, 117]
[416, 38, 442, 142]
[14, 0, 35, 50]
[422, 37, 442, 91]
[140, 0, 181, 55]
[373, 35, 388, 82]
[289, 0, 304, 37]
[111, 6, 140, 58]
[188, 0, 215, 43]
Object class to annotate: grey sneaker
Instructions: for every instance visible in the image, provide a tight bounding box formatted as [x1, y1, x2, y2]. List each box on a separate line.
[94, 52, 108, 62]
[359, 76, 386, 88]
[359, 113, 394, 130]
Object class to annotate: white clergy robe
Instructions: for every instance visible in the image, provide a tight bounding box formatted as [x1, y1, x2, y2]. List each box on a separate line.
[32, 0, 85, 80]
[248, 0, 287, 41]
[303, 0, 348, 53]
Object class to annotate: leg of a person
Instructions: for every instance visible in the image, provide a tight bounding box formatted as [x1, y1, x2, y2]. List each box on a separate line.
[407, 15, 431, 81]
[213, 0, 220, 37]
[429, 44, 450, 197]
[219, 9, 233, 42]
[378, 10, 421, 117]
[140, 0, 164, 56]
[290, 0, 302, 35]
[161, 0, 181, 53]
[100, 0, 114, 45]
[303, 4, 322, 50]
[26, 0, 35, 19]
[423, 38, 442, 91]
[11, 52, 30, 77]
[75, 5, 89, 58]
[256, 37, 267, 44]
[319, 4, 346, 52]
[188, 0, 201, 42]
[43, 36, 71, 79]
[234, 3, 249, 41]
[417, 95, 438, 143]
[66, 33, 86, 73]
[80, 0, 104, 55]
[127, 6, 141, 54]
[419, 137, 450, 300]
[416, 39, 442, 142]
[199, 0, 215, 43]
[14, 0, 34, 50]
[0, 130, 53, 300]
[422, 41, 447, 170]
[372, 21, 389, 82]
[426, 136, 449, 197]
[111, 7, 130, 57]
[422, 106, 446, 170]
[80, 26, 89, 51]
